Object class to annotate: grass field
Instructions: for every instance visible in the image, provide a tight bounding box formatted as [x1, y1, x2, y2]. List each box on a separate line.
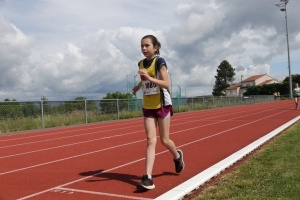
[186, 121, 300, 200]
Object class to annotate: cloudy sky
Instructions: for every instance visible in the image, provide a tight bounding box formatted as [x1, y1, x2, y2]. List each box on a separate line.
[0, 0, 299, 101]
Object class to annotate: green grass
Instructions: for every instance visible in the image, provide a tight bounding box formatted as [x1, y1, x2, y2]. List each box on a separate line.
[192, 121, 300, 200]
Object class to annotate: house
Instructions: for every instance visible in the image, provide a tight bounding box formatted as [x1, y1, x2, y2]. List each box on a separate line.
[225, 74, 280, 96]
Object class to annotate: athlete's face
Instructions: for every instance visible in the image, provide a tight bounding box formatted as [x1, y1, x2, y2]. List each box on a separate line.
[141, 38, 157, 60]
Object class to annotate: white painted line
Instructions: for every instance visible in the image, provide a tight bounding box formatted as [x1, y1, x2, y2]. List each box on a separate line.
[0, 130, 144, 159]
[0, 139, 145, 176]
[57, 187, 153, 200]
[155, 115, 300, 200]
[0, 119, 142, 142]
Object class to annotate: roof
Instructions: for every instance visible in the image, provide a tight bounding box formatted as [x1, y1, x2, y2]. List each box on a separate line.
[242, 74, 266, 82]
[257, 79, 274, 86]
[226, 83, 241, 90]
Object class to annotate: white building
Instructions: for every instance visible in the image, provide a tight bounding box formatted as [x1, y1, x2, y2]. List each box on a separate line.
[226, 74, 280, 96]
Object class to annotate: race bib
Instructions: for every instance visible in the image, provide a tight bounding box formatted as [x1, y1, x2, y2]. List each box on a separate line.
[142, 80, 160, 95]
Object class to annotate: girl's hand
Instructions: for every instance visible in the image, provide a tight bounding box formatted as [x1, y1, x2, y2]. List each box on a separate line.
[138, 69, 150, 81]
[132, 81, 142, 95]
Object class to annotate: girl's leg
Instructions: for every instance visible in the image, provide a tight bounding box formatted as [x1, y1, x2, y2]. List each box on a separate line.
[297, 97, 300, 109]
[295, 98, 298, 108]
[144, 117, 158, 176]
[157, 117, 179, 158]
[158, 117, 185, 173]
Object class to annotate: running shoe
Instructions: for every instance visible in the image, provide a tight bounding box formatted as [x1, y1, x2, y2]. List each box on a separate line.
[136, 175, 155, 190]
[174, 149, 184, 173]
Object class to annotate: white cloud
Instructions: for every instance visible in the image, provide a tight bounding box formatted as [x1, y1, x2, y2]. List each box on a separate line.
[295, 33, 300, 42]
[0, 19, 33, 90]
[0, 0, 299, 101]
[235, 64, 270, 82]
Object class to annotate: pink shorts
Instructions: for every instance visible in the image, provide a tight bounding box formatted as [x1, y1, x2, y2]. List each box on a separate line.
[143, 105, 173, 118]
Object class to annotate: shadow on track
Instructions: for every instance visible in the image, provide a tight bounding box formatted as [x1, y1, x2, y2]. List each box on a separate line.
[79, 170, 178, 193]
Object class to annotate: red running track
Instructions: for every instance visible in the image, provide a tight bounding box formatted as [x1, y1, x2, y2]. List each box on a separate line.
[0, 100, 299, 200]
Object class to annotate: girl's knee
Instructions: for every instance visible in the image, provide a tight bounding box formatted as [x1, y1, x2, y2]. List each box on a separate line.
[160, 138, 170, 146]
[147, 136, 157, 145]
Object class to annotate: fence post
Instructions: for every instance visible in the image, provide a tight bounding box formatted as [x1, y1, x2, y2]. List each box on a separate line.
[178, 96, 180, 112]
[117, 99, 120, 120]
[235, 95, 236, 105]
[40, 100, 44, 129]
[221, 96, 222, 107]
[84, 100, 88, 124]
[192, 97, 194, 111]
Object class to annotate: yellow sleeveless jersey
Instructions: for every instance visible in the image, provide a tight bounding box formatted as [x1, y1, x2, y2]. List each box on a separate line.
[139, 58, 162, 109]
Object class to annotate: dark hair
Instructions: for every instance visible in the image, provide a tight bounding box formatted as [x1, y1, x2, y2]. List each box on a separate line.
[141, 35, 161, 55]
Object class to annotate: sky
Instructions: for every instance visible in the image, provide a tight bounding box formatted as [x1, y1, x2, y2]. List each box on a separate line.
[0, 0, 299, 101]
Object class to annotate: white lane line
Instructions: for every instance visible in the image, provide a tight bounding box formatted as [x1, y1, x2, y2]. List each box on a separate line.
[0, 101, 269, 142]
[0, 119, 142, 142]
[0, 130, 144, 159]
[16, 155, 159, 200]
[17, 109, 289, 200]
[0, 102, 283, 150]
[55, 187, 153, 200]
[0, 124, 144, 149]
[1, 104, 287, 159]
[0, 139, 145, 176]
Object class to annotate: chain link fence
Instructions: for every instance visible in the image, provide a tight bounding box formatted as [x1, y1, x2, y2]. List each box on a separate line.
[0, 95, 276, 133]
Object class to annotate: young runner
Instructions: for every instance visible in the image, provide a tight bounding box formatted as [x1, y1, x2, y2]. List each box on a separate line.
[132, 35, 184, 190]
[293, 83, 300, 109]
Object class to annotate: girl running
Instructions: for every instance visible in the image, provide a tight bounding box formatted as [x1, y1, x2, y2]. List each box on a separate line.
[293, 83, 300, 109]
[132, 35, 184, 190]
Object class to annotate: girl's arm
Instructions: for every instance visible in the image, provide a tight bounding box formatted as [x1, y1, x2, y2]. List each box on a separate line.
[138, 65, 169, 89]
[132, 81, 142, 95]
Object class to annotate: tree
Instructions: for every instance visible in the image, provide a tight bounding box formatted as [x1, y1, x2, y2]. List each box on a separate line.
[212, 60, 236, 96]
[0, 99, 23, 119]
[100, 92, 133, 114]
[282, 74, 300, 85]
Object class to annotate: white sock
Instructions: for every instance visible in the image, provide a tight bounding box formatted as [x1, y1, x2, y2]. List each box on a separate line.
[147, 175, 152, 179]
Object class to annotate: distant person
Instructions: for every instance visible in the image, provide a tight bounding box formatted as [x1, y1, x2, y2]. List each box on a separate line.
[293, 83, 300, 109]
[132, 35, 184, 190]
[277, 91, 280, 100]
[273, 91, 277, 101]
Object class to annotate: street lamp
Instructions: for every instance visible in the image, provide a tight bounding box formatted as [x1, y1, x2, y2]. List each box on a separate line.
[126, 75, 135, 93]
[275, 0, 292, 99]
[126, 75, 129, 93]
[182, 85, 187, 97]
[177, 85, 181, 97]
